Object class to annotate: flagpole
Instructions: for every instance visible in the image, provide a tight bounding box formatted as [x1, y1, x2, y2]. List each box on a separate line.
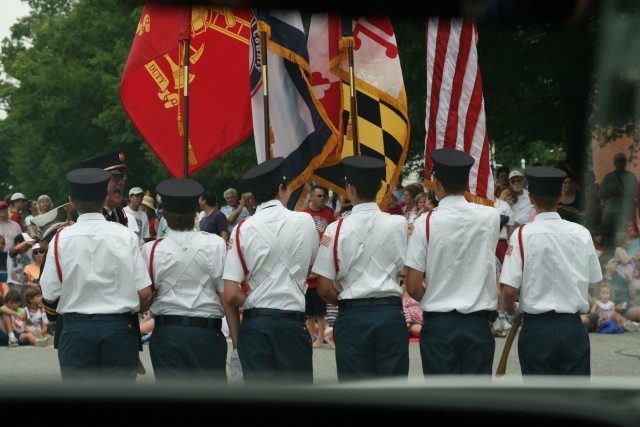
[342, 15, 359, 156]
[183, 38, 190, 177]
[259, 28, 270, 161]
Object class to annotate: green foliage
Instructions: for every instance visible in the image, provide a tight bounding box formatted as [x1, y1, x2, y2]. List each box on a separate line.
[1, 2, 639, 204]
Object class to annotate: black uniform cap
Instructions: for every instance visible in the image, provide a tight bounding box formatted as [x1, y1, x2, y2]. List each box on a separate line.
[342, 155, 386, 187]
[80, 150, 127, 175]
[66, 168, 111, 202]
[524, 166, 567, 197]
[156, 178, 204, 214]
[243, 157, 287, 195]
[430, 148, 474, 183]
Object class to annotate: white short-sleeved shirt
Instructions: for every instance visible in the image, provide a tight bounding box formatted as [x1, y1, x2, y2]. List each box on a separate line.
[405, 195, 500, 313]
[124, 206, 150, 245]
[312, 202, 407, 300]
[142, 230, 227, 318]
[40, 213, 151, 314]
[494, 198, 514, 240]
[223, 200, 318, 311]
[511, 188, 534, 226]
[500, 212, 602, 314]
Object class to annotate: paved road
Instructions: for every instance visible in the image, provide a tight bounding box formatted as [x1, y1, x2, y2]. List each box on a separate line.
[1, 331, 639, 384]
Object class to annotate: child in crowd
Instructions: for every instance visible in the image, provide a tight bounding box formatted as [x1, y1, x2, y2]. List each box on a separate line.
[599, 251, 640, 321]
[591, 228, 606, 258]
[21, 287, 52, 347]
[627, 220, 640, 258]
[614, 230, 640, 289]
[0, 289, 25, 347]
[400, 267, 423, 339]
[590, 283, 640, 332]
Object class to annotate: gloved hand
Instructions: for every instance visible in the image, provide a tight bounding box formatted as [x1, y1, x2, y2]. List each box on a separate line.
[505, 302, 519, 323]
[230, 348, 243, 384]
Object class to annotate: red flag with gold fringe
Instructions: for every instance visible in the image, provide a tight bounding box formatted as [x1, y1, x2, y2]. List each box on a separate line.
[121, 4, 253, 177]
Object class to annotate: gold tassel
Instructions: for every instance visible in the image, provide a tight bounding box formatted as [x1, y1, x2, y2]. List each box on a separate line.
[188, 140, 197, 165]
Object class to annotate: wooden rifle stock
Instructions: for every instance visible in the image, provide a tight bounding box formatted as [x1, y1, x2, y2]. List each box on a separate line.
[495, 313, 523, 377]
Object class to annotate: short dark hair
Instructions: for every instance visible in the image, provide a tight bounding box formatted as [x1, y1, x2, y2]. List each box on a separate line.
[347, 181, 380, 201]
[440, 180, 467, 194]
[74, 199, 104, 214]
[164, 211, 195, 231]
[309, 185, 327, 196]
[530, 194, 557, 210]
[496, 166, 511, 176]
[4, 289, 21, 304]
[201, 190, 217, 207]
[254, 176, 291, 204]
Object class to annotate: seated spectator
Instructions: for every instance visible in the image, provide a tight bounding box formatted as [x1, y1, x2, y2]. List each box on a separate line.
[599, 251, 640, 321]
[20, 287, 52, 347]
[626, 220, 640, 258]
[590, 282, 640, 332]
[0, 289, 24, 347]
[24, 242, 45, 291]
[614, 230, 638, 286]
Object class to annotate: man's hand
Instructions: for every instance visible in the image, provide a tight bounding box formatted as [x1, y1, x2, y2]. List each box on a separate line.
[505, 302, 519, 323]
[230, 348, 243, 384]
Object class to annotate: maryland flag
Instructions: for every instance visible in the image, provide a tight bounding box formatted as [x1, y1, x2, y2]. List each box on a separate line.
[121, 4, 253, 177]
[424, 18, 494, 204]
[250, 10, 338, 210]
[308, 14, 410, 208]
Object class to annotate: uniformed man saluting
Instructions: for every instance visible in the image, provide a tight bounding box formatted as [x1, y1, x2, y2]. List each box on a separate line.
[142, 178, 236, 383]
[501, 166, 602, 376]
[40, 168, 152, 383]
[404, 148, 500, 375]
[312, 155, 410, 383]
[222, 157, 319, 384]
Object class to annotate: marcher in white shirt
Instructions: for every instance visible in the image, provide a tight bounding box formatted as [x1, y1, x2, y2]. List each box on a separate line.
[40, 168, 152, 383]
[501, 166, 602, 377]
[222, 157, 318, 384]
[405, 148, 500, 375]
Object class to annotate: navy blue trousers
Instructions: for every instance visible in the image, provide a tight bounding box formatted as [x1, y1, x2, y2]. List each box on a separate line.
[419, 310, 495, 375]
[58, 314, 139, 383]
[518, 312, 590, 376]
[334, 304, 409, 383]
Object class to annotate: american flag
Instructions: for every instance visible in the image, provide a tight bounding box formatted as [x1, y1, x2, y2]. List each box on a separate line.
[424, 18, 494, 204]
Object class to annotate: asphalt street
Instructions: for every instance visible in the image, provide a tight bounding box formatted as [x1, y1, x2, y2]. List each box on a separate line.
[1, 331, 639, 384]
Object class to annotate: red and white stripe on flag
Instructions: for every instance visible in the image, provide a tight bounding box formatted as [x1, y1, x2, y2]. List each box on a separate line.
[424, 17, 494, 204]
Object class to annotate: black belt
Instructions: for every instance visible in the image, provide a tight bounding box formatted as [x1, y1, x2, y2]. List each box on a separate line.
[243, 308, 306, 321]
[338, 297, 402, 310]
[524, 311, 579, 318]
[155, 315, 222, 329]
[423, 310, 497, 320]
[63, 312, 132, 320]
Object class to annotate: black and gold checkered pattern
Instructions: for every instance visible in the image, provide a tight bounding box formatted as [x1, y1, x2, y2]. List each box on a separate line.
[313, 81, 410, 209]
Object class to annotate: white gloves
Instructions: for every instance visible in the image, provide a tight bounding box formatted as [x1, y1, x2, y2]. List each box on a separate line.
[505, 302, 520, 323]
[229, 348, 243, 384]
